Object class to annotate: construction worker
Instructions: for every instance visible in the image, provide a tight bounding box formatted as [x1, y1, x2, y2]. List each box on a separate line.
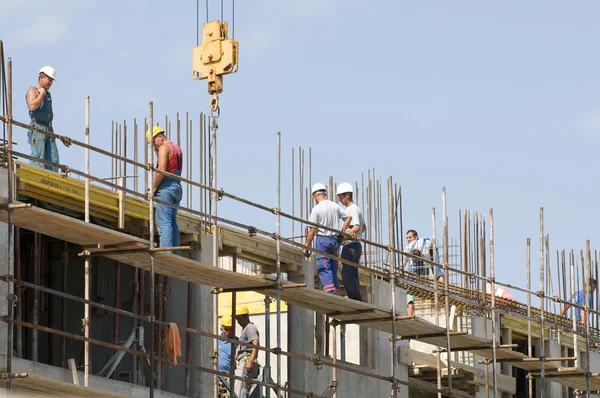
[218, 315, 238, 373]
[234, 305, 260, 398]
[305, 183, 352, 295]
[146, 126, 183, 254]
[561, 277, 597, 325]
[26, 66, 59, 172]
[404, 229, 444, 317]
[336, 182, 365, 301]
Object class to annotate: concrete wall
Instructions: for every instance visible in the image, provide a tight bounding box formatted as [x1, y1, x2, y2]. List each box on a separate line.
[288, 273, 409, 398]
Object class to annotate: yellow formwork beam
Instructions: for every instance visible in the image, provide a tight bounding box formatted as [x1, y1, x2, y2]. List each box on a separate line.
[15, 162, 150, 220]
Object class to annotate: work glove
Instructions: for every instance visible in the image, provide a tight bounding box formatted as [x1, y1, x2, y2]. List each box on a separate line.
[147, 188, 157, 199]
[304, 250, 312, 258]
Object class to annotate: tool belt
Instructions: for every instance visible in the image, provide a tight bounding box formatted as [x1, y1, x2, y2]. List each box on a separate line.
[32, 119, 52, 128]
[236, 353, 258, 366]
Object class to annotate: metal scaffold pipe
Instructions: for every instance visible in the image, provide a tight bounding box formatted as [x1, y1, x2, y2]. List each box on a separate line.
[527, 238, 532, 398]
[5, 55, 15, 393]
[489, 209, 497, 398]
[442, 187, 452, 396]
[539, 208, 545, 397]
[84, 96, 91, 387]
[148, 102, 156, 397]
[211, 110, 219, 398]
[388, 177, 398, 398]
[275, 131, 282, 397]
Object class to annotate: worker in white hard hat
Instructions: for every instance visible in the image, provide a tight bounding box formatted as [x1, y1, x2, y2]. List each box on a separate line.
[336, 182, 365, 301]
[25, 66, 59, 172]
[234, 306, 260, 398]
[146, 126, 183, 254]
[305, 183, 352, 294]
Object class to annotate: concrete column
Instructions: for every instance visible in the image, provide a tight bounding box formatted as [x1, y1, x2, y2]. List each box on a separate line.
[163, 235, 213, 397]
[0, 168, 12, 358]
[287, 259, 314, 396]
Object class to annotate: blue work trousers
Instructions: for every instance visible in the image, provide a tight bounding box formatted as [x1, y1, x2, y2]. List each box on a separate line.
[28, 123, 59, 172]
[341, 241, 363, 301]
[316, 236, 340, 294]
[155, 179, 183, 254]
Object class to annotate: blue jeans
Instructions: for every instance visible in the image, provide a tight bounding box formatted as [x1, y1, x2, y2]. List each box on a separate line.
[316, 236, 340, 294]
[341, 241, 363, 301]
[28, 123, 59, 172]
[155, 179, 183, 254]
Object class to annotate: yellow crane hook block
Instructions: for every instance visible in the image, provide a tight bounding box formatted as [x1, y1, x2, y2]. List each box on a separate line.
[192, 20, 239, 95]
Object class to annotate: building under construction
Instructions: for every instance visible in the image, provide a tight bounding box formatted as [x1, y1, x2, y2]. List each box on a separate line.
[1, 18, 600, 398]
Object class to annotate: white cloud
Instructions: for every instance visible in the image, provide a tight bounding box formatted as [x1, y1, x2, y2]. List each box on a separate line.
[575, 110, 600, 137]
[12, 19, 69, 45]
[3, 0, 96, 45]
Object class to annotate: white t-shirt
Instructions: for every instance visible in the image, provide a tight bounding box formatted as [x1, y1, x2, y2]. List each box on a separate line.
[344, 203, 364, 239]
[308, 199, 349, 236]
[404, 237, 434, 268]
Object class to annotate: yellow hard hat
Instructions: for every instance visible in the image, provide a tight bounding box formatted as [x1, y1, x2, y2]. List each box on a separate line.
[221, 315, 232, 327]
[146, 126, 165, 142]
[236, 305, 249, 316]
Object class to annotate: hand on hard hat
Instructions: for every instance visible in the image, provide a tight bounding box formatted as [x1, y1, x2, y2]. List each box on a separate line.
[311, 183, 327, 195]
[336, 182, 353, 195]
[220, 315, 233, 327]
[236, 305, 250, 316]
[146, 126, 165, 142]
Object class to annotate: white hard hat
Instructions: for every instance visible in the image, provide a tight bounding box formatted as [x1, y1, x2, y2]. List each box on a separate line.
[311, 183, 327, 195]
[336, 182, 353, 195]
[39, 66, 56, 81]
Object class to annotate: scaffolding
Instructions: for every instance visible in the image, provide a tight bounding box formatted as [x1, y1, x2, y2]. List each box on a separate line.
[1, 46, 600, 398]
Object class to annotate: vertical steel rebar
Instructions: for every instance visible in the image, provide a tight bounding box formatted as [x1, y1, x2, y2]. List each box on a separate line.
[526, 238, 532, 398]
[84, 96, 91, 387]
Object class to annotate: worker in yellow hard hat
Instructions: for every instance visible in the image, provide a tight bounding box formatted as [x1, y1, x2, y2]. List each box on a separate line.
[218, 315, 238, 374]
[234, 306, 260, 398]
[145, 125, 183, 254]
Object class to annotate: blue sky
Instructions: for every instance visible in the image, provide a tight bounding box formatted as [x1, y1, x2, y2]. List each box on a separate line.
[3, 0, 600, 301]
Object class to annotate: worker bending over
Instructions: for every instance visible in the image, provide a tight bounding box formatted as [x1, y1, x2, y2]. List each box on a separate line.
[146, 126, 183, 254]
[561, 277, 597, 325]
[336, 182, 365, 301]
[234, 306, 260, 398]
[26, 66, 59, 172]
[305, 183, 352, 295]
[404, 229, 444, 317]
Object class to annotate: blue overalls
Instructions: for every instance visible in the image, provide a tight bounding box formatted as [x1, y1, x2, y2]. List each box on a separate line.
[27, 88, 59, 172]
[316, 235, 340, 294]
